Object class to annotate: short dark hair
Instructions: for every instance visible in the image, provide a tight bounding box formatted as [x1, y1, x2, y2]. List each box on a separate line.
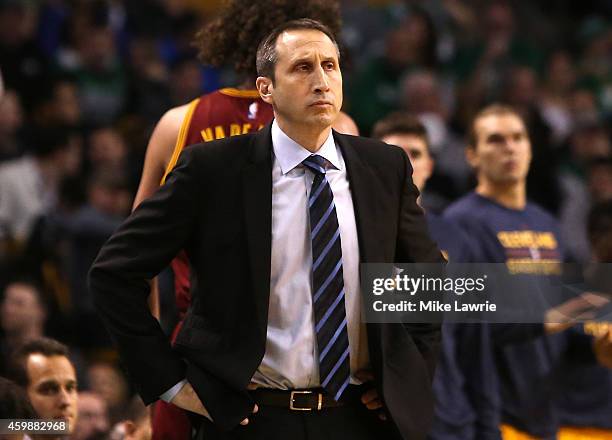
[467, 104, 526, 149]
[372, 112, 431, 153]
[7, 338, 70, 387]
[256, 18, 339, 81]
[0, 376, 37, 419]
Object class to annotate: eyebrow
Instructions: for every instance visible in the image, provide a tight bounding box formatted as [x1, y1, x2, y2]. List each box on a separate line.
[290, 54, 337, 64]
[487, 130, 523, 138]
[291, 57, 312, 65]
[37, 379, 77, 388]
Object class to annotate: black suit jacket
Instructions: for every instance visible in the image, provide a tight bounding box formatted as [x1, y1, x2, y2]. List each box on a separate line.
[89, 124, 445, 439]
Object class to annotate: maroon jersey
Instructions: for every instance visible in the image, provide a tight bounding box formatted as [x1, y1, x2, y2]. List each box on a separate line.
[161, 89, 273, 318]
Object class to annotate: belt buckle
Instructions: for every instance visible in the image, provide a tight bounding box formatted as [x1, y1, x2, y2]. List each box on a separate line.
[289, 390, 323, 411]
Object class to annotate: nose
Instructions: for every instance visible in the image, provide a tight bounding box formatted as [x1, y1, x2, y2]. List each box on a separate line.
[312, 65, 329, 94]
[501, 136, 518, 154]
[57, 387, 73, 406]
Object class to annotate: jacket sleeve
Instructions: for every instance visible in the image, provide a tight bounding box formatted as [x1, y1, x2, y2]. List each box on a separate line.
[394, 146, 445, 377]
[88, 146, 202, 404]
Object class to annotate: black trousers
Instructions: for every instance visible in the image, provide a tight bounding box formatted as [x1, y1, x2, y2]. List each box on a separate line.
[193, 403, 403, 440]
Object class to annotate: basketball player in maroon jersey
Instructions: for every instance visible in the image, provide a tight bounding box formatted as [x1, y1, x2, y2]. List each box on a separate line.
[132, 2, 357, 438]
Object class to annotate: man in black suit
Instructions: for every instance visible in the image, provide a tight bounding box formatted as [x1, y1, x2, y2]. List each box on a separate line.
[89, 19, 444, 440]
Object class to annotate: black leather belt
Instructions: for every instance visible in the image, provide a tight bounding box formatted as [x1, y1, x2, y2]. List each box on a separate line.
[251, 386, 364, 411]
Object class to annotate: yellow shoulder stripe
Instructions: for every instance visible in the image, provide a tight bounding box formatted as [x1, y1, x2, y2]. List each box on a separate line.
[161, 98, 200, 185]
[219, 88, 261, 98]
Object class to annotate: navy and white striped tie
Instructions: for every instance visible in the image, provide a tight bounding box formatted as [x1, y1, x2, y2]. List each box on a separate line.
[303, 154, 350, 401]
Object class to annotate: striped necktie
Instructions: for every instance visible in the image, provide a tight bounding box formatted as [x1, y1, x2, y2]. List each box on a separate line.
[302, 154, 350, 401]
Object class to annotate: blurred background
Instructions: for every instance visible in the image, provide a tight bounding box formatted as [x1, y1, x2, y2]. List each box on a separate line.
[0, 0, 611, 428]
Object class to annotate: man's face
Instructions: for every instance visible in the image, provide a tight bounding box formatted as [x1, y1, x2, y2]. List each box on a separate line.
[589, 164, 612, 202]
[258, 29, 342, 130]
[467, 113, 531, 187]
[59, 135, 82, 177]
[0, 283, 45, 333]
[87, 363, 127, 407]
[73, 393, 109, 440]
[381, 134, 433, 192]
[89, 129, 126, 166]
[26, 354, 78, 432]
[54, 83, 80, 125]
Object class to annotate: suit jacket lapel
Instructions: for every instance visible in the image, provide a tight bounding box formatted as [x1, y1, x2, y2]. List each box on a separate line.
[334, 131, 381, 264]
[243, 124, 273, 342]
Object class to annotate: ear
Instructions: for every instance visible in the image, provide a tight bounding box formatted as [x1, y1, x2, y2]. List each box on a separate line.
[256, 76, 274, 105]
[465, 146, 479, 170]
[122, 421, 137, 439]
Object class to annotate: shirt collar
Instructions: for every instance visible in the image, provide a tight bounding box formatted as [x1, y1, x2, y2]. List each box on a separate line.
[271, 119, 341, 175]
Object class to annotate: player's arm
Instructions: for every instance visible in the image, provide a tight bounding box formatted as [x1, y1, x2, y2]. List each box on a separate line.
[133, 104, 190, 209]
[133, 104, 189, 318]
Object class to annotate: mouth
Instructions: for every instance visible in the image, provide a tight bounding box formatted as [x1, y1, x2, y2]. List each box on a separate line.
[56, 414, 73, 421]
[503, 160, 518, 170]
[310, 101, 333, 107]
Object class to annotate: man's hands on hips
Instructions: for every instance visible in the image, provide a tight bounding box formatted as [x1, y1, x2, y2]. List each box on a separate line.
[355, 370, 387, 421]
[171, 382, 259, 425]
[171, 375, 391, 424]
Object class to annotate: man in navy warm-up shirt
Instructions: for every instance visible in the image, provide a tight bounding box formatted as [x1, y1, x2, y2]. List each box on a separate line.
[444, 104, 612, 439]
[374, 113, 501, 440]
[445, 190, 568, 440]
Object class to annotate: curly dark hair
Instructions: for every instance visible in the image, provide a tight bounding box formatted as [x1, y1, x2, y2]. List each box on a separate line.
[195, 0, 341, 79]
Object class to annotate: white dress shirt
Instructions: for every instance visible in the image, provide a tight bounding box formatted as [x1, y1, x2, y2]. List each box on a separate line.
[251, 120, 369, 389]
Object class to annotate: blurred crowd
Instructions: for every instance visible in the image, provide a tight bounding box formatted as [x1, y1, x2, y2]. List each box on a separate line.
[0, 0, 611, 438]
